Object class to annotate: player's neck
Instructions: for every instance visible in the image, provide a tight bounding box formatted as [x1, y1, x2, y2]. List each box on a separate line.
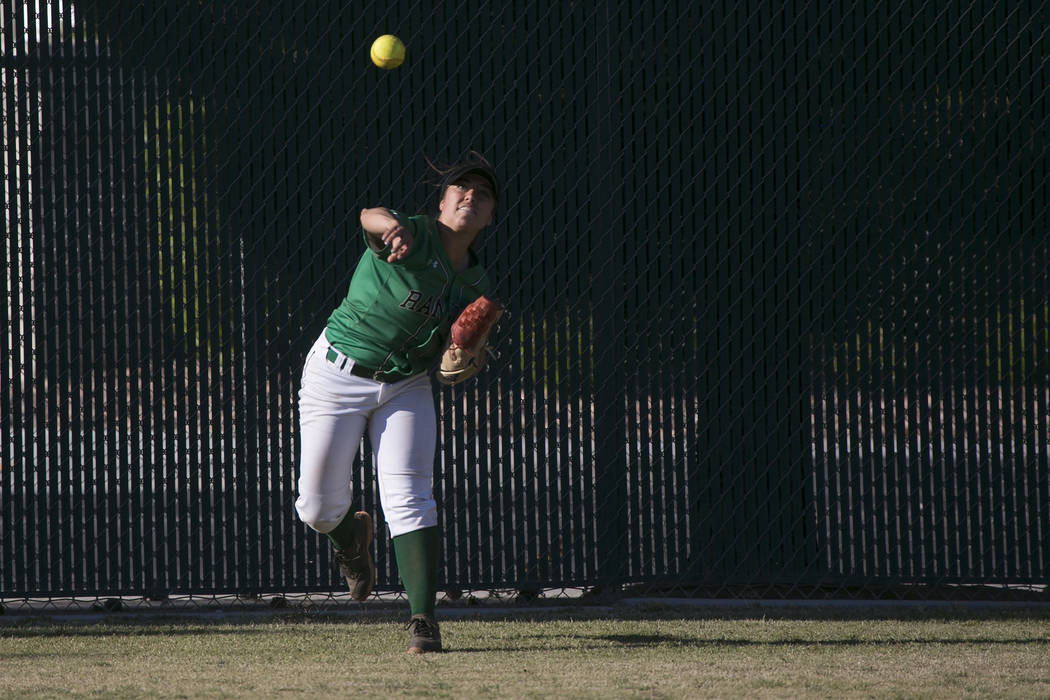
[437, 222, 477, 272]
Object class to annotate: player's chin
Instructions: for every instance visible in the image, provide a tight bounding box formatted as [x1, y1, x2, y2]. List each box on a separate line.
[446, 220, 475, 235]
[454, 213, 490, 234]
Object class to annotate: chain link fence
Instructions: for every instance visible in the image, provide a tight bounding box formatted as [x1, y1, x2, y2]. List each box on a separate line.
[2, 1, 1048, 610]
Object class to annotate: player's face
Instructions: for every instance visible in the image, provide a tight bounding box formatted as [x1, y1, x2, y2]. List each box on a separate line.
[438, 174, 495, 234]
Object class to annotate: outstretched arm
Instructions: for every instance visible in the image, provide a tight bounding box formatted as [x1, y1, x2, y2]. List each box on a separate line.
[360, 207, 413, 262]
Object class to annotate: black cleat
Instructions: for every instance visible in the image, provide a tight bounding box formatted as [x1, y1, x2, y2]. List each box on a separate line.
[332, 511, 375, 602]
[406, 613, 442, 654]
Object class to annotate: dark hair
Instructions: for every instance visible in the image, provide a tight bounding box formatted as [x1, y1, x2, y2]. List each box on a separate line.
[427, 151, 500, 202]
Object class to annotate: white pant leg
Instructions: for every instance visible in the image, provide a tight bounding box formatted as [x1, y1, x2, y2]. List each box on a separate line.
[294, 332, 378, 533]
[370, 374, 438, 537]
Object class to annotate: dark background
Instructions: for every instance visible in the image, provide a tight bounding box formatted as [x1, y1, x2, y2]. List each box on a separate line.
[2, 1, 1047, 599]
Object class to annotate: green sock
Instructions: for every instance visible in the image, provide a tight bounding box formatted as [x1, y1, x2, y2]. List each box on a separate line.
[326, 510, 359, 551]
[392, 526, 440, 616]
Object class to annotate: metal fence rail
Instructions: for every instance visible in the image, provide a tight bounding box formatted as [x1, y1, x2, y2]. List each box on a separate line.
[2, 1, 1047, 602]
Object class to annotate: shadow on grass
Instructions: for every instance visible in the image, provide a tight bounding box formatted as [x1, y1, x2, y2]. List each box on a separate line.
[590, 633, 1050, 648]
[0, 611, 408, 638]
[2, 603, 1050, 640]
[447, 632, 1050, 653]
[441, 602, 1050, 626]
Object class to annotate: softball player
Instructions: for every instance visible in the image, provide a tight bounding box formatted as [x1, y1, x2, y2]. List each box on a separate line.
[294, 153, 499, 654]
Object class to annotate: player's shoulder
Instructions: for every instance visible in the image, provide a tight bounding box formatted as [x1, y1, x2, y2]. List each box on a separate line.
[386, 212, 439, 266]
[390, 210, 435, 230]
[394, 212, 440, 243]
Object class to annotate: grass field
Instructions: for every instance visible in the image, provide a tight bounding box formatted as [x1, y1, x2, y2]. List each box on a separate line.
[2, 603, 1049, 698]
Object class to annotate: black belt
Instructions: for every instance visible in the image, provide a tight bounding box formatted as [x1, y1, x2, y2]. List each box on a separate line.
[325, 346, 399, 383]
[349, 362, 390, 381]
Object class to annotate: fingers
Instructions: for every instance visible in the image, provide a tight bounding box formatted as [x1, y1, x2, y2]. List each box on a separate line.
[382, 224, 413, 262]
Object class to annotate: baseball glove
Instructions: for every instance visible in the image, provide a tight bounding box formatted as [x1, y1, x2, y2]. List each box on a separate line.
[437, 296, 504, 385]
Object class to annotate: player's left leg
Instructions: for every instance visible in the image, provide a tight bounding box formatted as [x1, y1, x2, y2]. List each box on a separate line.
[295, 333, 379, 600]
[370, 374, 443, 652]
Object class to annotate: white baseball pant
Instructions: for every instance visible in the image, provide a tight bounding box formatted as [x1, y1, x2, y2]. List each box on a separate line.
[294, 330, 438, 537]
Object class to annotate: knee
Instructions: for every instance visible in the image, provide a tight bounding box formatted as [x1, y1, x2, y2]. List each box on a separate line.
[295, 492, 351, 534]
[383, 495, 438, 537]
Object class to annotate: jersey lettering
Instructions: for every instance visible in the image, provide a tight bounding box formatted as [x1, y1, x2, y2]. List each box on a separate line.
[399, 290, 423, 310]
[399, 290, 445, 318]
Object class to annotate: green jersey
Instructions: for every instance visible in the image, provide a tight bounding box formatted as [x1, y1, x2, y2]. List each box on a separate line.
[325, 212, 491, 379]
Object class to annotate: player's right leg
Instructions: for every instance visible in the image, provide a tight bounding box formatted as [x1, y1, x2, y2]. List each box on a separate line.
[294, 331, 377, 600]
[370, 374, 443, 651]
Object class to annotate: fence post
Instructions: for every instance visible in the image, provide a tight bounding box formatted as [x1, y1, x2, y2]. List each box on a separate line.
[592, 2, 628, 586]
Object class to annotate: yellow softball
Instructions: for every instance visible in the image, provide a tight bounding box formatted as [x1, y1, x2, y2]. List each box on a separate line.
[370, 34, 405, 70]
